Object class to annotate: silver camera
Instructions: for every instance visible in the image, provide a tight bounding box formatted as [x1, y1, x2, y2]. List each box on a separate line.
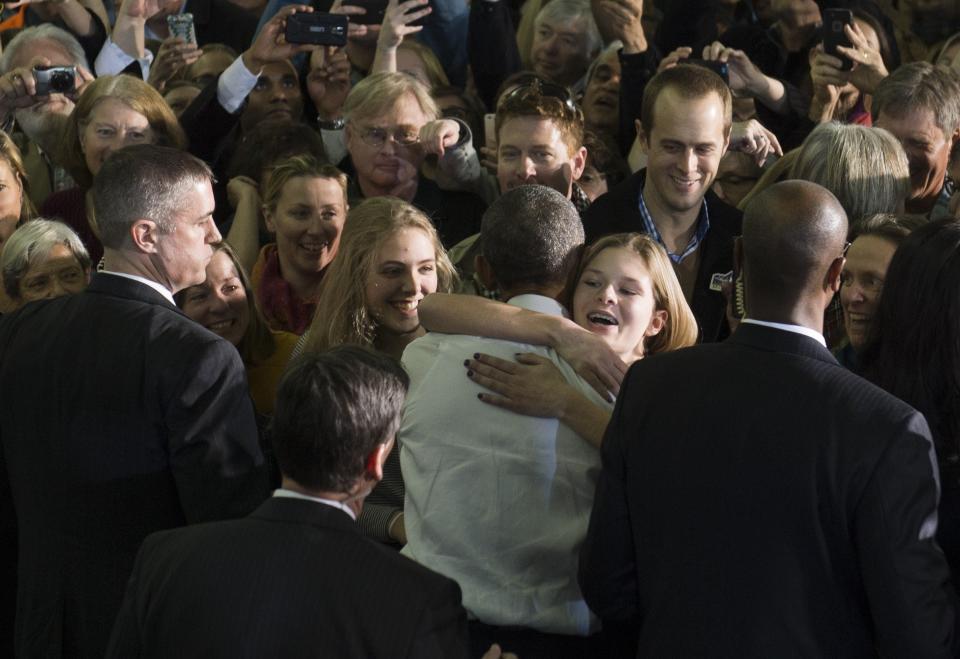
[33, 66, 76, 96]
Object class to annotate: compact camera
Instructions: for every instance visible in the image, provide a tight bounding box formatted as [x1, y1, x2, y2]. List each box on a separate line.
[33, 66, 76, 96]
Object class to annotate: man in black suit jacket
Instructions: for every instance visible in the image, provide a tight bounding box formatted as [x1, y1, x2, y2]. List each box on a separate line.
[579, 180, 960, 658]
[107, 346, 492, 658]
[582, 64, 743, 342]
[0, 145, 267, 659]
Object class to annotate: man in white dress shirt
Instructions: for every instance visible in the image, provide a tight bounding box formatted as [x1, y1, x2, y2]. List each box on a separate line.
[400, 185, 610, 659]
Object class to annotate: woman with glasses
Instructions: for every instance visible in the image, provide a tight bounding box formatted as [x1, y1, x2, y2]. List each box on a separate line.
[341, 71, 487, 248]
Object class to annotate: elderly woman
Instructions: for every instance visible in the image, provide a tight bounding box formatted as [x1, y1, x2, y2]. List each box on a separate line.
[789, 122, 911, 348]
[790, 122, 911, 225]
[42, 75, 187, 265]
[342, 71, 486, 247]
[1, 218, 91, 310]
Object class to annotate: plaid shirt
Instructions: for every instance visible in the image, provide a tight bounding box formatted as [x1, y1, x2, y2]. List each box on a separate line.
[637, 190, 710, 263]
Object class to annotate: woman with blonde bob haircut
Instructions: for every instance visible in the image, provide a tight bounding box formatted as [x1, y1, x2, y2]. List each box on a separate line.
[789, 122, 911, 224]
[300, 195, 456, 546]
[420, 232, 699, 447]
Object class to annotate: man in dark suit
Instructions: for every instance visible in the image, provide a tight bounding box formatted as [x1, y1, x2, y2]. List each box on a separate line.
[106, 346, 499, 658]
[582, 64, 742, 342]
[579, 180, 960, 658]
[0, 145, 267, 659]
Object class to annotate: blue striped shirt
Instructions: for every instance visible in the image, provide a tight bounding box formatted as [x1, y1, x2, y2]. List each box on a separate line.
[637, 190, 711, 264]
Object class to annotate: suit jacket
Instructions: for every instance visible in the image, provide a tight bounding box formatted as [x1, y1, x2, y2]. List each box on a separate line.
[579, 323, 959, 659]
[581, 169, 742, 342]
[106, 496, 471, 658]
[0, 273, 267, 659]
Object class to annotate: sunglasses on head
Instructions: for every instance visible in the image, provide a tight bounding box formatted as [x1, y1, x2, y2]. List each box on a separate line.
[501, 78, 580, 117]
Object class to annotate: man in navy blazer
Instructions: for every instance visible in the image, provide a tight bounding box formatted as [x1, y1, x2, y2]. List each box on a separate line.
[106, 346, 486, 658]
[579, 180, 960, 658]
[0, 145, 267, 659]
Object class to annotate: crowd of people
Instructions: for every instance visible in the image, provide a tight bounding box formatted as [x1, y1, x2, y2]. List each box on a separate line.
[1, 0, 960, 656]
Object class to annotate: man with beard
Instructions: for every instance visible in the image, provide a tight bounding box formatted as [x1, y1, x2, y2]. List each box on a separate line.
[0, 25, 91, 209]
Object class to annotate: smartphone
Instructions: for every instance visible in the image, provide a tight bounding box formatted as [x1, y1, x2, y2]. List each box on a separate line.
[484, 113, 496, 150]
[167, 13, 197, 45]
[685, 59, 729, 85]
[285, 13, 348, 46]
[349, 0, 430, 26]
[822, 8, 854, 71]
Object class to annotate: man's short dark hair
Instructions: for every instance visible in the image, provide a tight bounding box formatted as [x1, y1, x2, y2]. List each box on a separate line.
[640, 64, 733, 137]
[480, 185, 584, 290]
[92, 145, 213, 250]
[272, 345, 409, 493]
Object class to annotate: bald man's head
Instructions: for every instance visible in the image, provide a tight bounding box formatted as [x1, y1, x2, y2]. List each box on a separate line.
[741, 180, 849, 311]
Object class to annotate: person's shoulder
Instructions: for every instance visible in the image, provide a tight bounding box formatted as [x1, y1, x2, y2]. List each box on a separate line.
[705, 189, 743, 232]
[589, 169, 644, 210]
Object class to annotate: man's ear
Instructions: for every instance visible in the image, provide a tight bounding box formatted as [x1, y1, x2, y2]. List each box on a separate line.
[636, 119, 648, 147]
[826, 256, 845, 296]
[475, 254, 497, 290]
[570, 145, 587, 181]
[129, 218, 160, 254]
[364, 436, 395, 482]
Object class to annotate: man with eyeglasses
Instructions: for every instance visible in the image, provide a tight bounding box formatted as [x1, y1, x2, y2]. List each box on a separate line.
[341, 71, 488, 248]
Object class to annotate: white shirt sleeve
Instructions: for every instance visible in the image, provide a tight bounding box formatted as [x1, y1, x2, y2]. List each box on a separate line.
[216, 57, 260, 115]
[94, 37, 155, 79]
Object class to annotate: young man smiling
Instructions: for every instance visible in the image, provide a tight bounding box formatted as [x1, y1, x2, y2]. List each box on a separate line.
[583, 64, 742, 342]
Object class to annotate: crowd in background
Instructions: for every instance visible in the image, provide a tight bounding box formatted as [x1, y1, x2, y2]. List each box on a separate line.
[3, 0, 960, 656]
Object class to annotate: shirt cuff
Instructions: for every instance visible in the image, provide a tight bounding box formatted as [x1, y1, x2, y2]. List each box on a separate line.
[94, 37, 154, 79]
[217, 57, 259, 114]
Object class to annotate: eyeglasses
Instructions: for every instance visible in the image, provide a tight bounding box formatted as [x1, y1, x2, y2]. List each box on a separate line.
[356, 126, 420, 149]
[500, 78, 581, 118]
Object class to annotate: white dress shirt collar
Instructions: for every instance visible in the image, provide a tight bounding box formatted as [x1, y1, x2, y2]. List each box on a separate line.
[273, 488, 357, 521]
[506, 293, 568, 318]
[740, 318, 827, 347]
[99, 271, 176, 306]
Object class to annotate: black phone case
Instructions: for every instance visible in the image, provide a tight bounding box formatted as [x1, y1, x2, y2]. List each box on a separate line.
[822, 8, 854, 71]
[285, 13, 348, 46]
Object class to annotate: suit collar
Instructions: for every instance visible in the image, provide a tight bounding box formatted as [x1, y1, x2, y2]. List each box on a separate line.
[87, 272, 182, 312]
[249, 497, 359, 534]
[728, 322, 838, 366]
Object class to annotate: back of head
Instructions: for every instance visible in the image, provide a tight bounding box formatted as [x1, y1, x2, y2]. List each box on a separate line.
[92, 144, 213, 250]
[862, 218, 960, 457]
[640, 64, 733, 136]
[790, 123, 910, 223]
[480, 185, 584, 291]
[872, 61, 960, 137]
[741, 180, 848, 306]
[272, 345, 410, 494]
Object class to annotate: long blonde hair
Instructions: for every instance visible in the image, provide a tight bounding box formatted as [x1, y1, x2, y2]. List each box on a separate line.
[571, 233, 699, 355]
[304, 197, 457, 353]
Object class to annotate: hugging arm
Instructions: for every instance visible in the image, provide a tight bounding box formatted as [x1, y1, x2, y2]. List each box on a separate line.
[419, 293, 626, 397]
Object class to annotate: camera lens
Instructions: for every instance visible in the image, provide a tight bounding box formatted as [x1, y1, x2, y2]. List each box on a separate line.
[49, 71, 73, 93]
